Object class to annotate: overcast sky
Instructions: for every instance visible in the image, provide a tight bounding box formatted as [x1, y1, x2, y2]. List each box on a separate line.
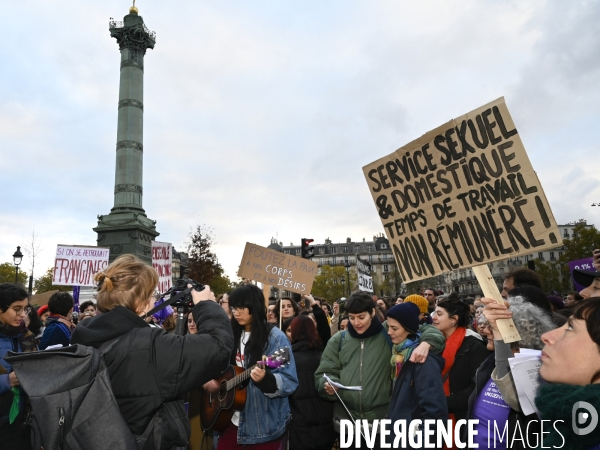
[1, 0, 599, 282]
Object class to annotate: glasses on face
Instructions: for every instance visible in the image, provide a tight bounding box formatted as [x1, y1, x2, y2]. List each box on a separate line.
[219, 300, 228, 305]
[230, 306, 246, 313]
[13, 306, 32, 316]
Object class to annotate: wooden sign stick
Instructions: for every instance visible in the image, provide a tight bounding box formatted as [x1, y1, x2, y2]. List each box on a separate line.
[472, 264, 521, 343]
[263, 284, 270, 309]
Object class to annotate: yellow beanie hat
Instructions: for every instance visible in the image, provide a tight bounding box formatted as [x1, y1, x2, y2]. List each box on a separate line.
[404, 294, 428, 314]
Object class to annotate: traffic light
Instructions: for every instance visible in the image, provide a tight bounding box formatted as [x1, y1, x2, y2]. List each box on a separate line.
[301, 238, 314, 259]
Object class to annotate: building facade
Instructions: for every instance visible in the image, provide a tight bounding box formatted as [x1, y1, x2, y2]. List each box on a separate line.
[269, 221, 593, 299]
[267, 234, 399, 299]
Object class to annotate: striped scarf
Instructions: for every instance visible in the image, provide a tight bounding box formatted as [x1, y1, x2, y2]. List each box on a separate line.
[390, 333, 421, 381]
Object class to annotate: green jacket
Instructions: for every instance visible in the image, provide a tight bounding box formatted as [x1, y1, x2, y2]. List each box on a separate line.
[314, 323, 446, 423]
[314, 329, 392, 422]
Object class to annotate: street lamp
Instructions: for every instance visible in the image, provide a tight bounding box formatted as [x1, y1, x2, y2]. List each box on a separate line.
[344, 259, 351, 296]
[12, 246, 23, 284]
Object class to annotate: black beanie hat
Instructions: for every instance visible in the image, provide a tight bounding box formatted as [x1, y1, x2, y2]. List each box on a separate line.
[386, 302, 420, 334]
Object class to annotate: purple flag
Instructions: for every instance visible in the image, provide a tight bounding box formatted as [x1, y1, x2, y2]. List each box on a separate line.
[72, 286, 80, 312]
[567, 257, 594, 291]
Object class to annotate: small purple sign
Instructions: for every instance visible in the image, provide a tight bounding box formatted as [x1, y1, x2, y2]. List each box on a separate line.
[568, 257, 594, 291]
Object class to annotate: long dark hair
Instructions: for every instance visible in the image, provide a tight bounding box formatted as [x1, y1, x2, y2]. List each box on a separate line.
[228, 284, 271, 366]
[290, 315, 322, 350]
[572, 297, 600, 383]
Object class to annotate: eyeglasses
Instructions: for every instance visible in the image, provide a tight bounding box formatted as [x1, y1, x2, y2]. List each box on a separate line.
[230, 306, 247, 313]
[219, 300, 229, 305]
[13, 306, 32, 316]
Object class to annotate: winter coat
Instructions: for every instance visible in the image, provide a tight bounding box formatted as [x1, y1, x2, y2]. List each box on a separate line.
[465, 353, 540, 450]
[289, 341, 335, 450]
[446, 335, 490, 422]
[314, 327, 392, 423]
[0, 329, 31, 423]
[39, 316, 71, 350]
[70, 302, 233, 436]
[387, 353, 448, 447]
[233, 326, 298, 445]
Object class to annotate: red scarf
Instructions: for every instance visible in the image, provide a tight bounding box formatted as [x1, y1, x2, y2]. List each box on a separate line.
[441, 326, 466, 394]
[441, 327, 466, 450]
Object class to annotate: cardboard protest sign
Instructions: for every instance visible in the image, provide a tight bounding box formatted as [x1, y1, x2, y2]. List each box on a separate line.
[237, 243, 318, 295]
[363, 97, 561, 283]
[52, 245, 110, 286]
[152, 241, 172, 293]
[356, 256, 373, 293]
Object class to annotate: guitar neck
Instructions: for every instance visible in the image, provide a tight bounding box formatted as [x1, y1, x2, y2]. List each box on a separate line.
[226, 362, 261, 391]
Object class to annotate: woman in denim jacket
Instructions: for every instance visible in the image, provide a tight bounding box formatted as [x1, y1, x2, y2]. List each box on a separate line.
[216, 284, 298, 450]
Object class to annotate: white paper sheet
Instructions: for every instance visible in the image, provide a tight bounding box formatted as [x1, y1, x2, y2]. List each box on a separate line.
[323, 374, 362, 391]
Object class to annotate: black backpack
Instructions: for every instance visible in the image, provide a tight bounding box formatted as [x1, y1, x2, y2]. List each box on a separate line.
[6, 340, 189, 450]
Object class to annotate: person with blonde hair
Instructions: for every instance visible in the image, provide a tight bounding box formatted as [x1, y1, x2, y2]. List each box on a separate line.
[71, 254, 233, 449]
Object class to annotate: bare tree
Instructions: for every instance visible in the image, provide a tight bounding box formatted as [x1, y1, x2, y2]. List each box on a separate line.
[21, 229, 44, 293]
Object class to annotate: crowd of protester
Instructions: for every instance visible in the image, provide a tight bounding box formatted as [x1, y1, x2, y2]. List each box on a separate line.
[1, 249, 600, 449]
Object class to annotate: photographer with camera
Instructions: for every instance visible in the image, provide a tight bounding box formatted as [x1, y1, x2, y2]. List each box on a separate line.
[71, 254, 234, 449]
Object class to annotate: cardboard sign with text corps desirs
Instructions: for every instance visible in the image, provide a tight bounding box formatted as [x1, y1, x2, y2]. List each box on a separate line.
[152, 241, 172, 293]
[363, 97, 561, 283]
[53, 245, 110, 287]
[237, 243, 318, 294]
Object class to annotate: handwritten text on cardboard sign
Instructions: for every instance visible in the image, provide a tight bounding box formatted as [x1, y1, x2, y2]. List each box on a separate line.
[363, 97, 561, 283]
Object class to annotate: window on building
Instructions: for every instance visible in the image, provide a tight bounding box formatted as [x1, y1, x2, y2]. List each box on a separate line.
[524, 255, 529, 262]
[499, 267, 504, 275]
[330, 247, 336, 254]
[354, 245, 360, 253]
[383, 264, 389, 272]
[366, 245, 372, 252]
[296, 248, 301, 254]
[284, 249, 290, 254]
[319, 247, 325, 255]
[368, 255, 373, 263]
[343, 246, 348, 254]
[559, 252, 563, 258]
[332, 257, 337, 265]
[538, 252, 544, 261]
[380, 244, 387, 249]
[564, 229, 569, 238]
[550, 252, 555, 261]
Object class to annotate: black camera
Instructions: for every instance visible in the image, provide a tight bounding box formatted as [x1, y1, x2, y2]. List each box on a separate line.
[168, 277, 204, 308]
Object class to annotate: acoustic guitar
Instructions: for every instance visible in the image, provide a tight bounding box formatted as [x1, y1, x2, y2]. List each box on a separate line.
[200, 347, 290, 431]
